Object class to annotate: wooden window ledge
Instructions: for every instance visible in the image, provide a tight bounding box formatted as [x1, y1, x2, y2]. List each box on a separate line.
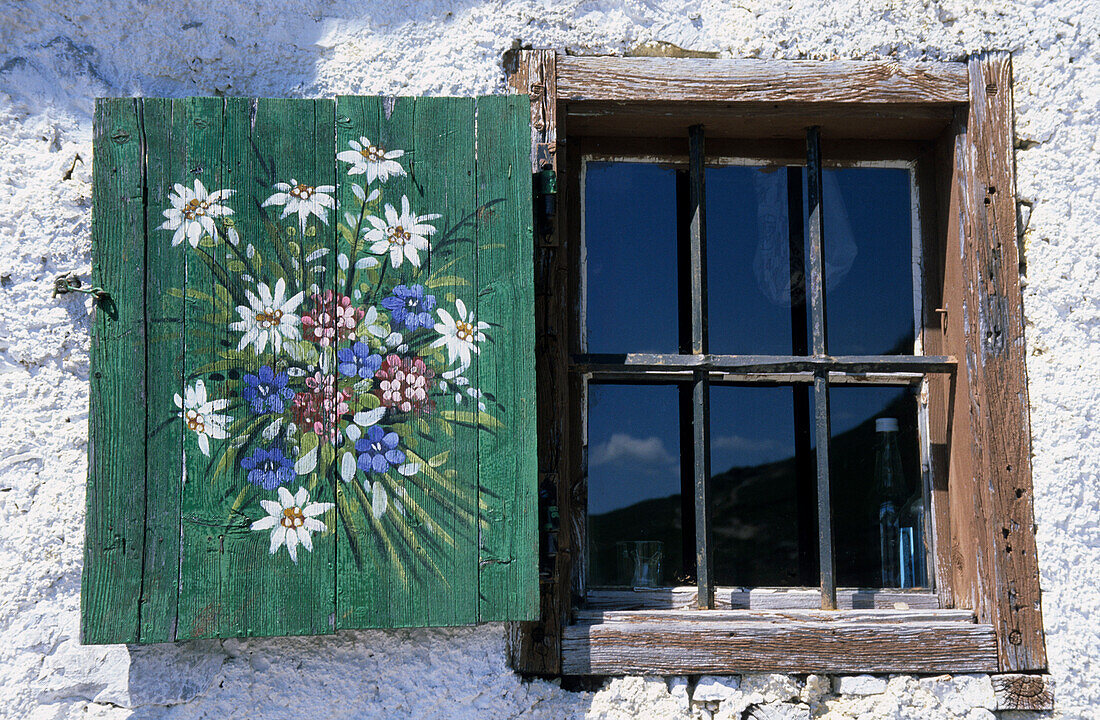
[563, 610, 997, 675]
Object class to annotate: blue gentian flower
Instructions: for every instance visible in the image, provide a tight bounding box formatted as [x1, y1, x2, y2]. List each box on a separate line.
[355, 425, 405, 474]
[241, 365, 295, 414]
[240, 447, 296, 490]
[337, 341, 383, 379]
[381, 284, 436, 330]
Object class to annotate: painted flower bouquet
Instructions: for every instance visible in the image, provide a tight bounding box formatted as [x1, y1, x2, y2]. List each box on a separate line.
[160, 133, 501, 570]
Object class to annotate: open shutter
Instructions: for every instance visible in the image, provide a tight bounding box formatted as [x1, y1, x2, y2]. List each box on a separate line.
[82, 96, 537, 643]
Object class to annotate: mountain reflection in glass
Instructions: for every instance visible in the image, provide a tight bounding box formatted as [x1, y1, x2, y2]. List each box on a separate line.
[709, 386, 802, 586]
[587, 385, 686, 587]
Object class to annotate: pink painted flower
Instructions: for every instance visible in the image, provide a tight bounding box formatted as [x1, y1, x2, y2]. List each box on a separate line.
[301, 290, 364, 347]
[292, 371, 352, 442]
[374, 354, 435, 414]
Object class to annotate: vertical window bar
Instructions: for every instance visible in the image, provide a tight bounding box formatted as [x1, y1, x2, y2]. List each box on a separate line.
[787, 167, 817, 586]
[688, 124, 713, 609]
[806, 126, 837, 610]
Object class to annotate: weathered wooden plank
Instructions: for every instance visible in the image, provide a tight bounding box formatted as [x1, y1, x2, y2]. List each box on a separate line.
[561, 621, 998, 675]
[992, 673, 1055, 710]
[332, 94, 385, 629]
[412, 96, 479, 626]
[139, 98, 186, 642]
[573, 353, 956, 374]
[476, 95, 538, 622]
[575, 609, 977, 624]
[961, 53, 1046, 671]
[584, 587, 942, 611]
[82, 97, 147, 645]
[556, 57, 969, 105]
[176, 97, 227, 639]
[506, 48, 567, 674]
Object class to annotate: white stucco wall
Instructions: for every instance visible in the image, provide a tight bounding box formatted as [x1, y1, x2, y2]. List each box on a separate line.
[1, 1, 1097, 718]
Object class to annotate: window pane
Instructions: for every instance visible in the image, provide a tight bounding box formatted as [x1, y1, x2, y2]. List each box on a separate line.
[588, 384, 685, 587]
[706, 166, 798, 355]
[821, 167, 916, 355]
[709, 385, 805, 586]
[827, 386, 925, 588]
[584, 162, 679, 354]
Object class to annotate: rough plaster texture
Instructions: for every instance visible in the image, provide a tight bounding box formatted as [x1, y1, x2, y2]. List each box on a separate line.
[0, 0, 1097, 717]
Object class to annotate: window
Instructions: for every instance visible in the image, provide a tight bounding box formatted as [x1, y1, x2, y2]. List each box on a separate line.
[507, 51, 1047, 678]
[581, 149, 942, 601]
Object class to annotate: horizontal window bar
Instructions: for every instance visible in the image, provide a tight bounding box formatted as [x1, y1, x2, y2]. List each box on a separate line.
[572, 353, 956, 375]
[579, 370, 930, 385]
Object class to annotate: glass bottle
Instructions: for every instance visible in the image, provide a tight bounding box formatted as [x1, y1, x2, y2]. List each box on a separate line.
[875, 417, 905, 587]
[900, 488, 927, 587]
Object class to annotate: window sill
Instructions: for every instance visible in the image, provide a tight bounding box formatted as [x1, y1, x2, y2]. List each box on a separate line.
[562, 610, 997, 675]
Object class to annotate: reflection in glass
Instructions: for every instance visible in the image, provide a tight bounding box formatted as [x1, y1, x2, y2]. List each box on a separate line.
[821, 167, 916, 355]
[706, 166, 797, 355]
[587, 385, 685, 586]
[828, 386, 924, 588]
[584, 162, 679, 354]
[709, 386, 803, 586]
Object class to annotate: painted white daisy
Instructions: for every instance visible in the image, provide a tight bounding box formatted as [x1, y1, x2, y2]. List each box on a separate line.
[229, 278, 306, 355]
[250, 486, 334, 563]
[173, 379, 231, 456]
[261, 179, 336, 235]
[158, 179, 234, 248]
[430, 299, 489, 368]
[337, 137, 406, 185]
[364, 195, 441, 269]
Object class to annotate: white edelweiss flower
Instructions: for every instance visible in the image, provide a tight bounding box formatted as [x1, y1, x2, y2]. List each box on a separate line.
[337, 137, 406, 185]
[229, 278, 306, 355]
[159, 179, 234, 248]
[173, 379, 231, 456]
[364, 195, 441, 269]
[261, 179, 336, 235]
[430, 298, 489, 368]
[250, 486, 334, 563]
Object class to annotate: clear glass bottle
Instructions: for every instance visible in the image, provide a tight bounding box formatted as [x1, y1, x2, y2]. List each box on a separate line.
[875, 417, 905, 587]
[900, 488, 927, 587]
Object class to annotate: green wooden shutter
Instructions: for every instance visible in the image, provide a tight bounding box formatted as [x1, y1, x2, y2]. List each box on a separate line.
[82, 95, 537, 643]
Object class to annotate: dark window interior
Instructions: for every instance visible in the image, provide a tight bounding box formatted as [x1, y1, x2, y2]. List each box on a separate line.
[584, 159, 927, 590]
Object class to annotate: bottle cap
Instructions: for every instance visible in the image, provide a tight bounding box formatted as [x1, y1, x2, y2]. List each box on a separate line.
[876, 417, 899, 433]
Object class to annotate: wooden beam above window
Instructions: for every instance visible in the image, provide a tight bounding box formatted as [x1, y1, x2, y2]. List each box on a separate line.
[556, 57, 970, 105]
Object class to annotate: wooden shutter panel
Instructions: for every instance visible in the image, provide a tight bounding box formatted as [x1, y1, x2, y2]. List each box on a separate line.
[82, 96, 537, 643]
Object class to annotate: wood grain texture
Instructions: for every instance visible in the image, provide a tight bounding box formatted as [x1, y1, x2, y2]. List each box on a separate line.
[507, 49, 568, 674]
[562, 620, 998, 675]
[959, 53, 1046, 671]
[992, 673, 1054, 710]
[476, 95, 539, 622]
[556, 57, 969, 104]
[584, 587, 941, 611]
[412, 96, 479, 626]
[138, 98, 186, 642]
[82, 98, 147, 644]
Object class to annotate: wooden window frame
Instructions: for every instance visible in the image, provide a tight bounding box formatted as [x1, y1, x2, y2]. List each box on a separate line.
[506, 51, 1047, 683]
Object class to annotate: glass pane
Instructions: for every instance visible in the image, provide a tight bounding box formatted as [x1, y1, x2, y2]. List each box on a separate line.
[821, 167, 916, 355]
[584, 162, 679, 354]
[827, 386, 925, 588]
[588, 385, 686, 587]
[709, 386, 805, 586]
[706, 166, 797, 355]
